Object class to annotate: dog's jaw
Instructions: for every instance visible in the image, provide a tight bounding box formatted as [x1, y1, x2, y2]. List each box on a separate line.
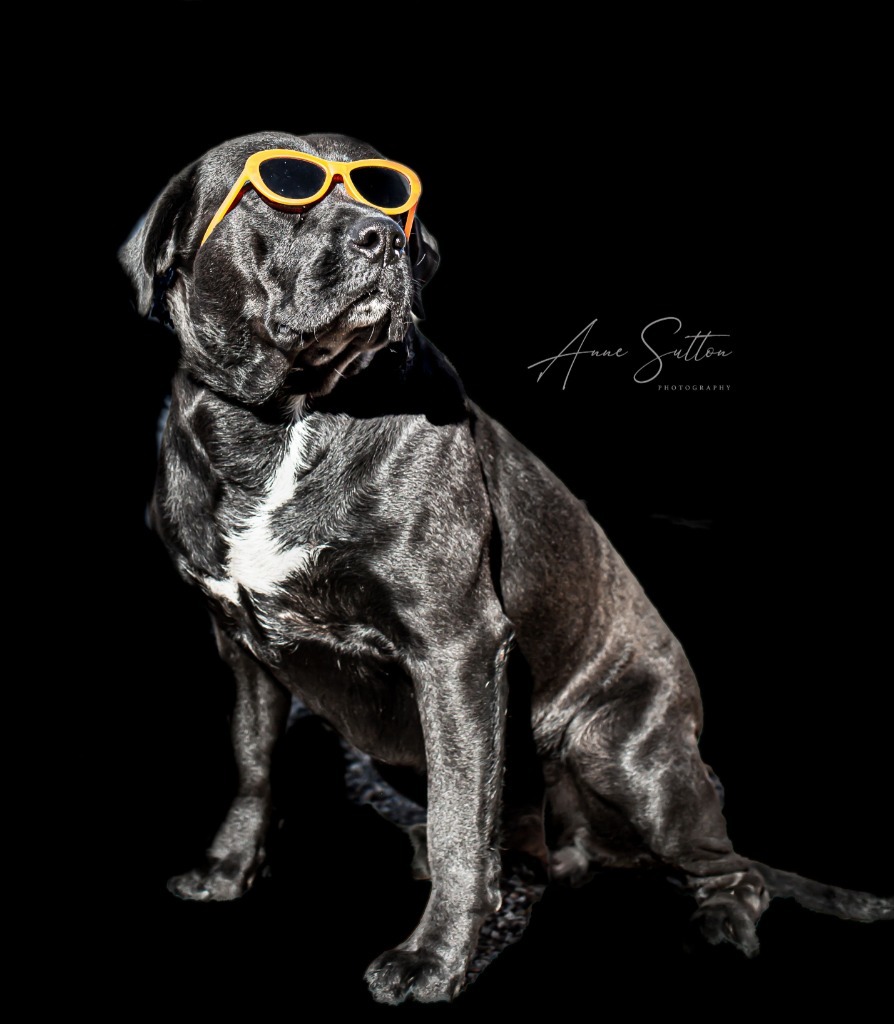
[181, 227, 413, 403]
[286, 306, 396, 397]
[170, 271, 407, 404]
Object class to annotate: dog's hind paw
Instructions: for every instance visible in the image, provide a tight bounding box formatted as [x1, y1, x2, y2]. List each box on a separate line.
[364, 948, 466, 1004]
[689, 896, 761, 958]
[166, 856, 257, 902]
[549, 844, 591, 886]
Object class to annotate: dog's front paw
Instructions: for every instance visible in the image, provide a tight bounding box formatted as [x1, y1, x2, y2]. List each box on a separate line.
[167, 855, 258, 902]
[364, 948, 466, 1004]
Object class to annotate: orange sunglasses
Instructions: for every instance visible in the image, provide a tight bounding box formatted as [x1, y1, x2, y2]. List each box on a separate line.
[200, 149, 422, 247]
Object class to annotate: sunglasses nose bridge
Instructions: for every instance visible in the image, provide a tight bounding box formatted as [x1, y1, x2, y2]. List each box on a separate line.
[327, 172, 355, 203]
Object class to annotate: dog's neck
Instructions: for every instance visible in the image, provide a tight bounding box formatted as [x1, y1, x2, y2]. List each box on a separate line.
[168, 325, 466, 430]
[157, 327, 469, 500]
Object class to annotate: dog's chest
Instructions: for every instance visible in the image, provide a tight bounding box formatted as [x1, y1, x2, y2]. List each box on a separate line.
[171, 405, 411, 667]
[204, 414, 324, 604]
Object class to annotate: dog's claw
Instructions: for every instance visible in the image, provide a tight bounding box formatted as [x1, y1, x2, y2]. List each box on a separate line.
[364, 949, 465, 1004]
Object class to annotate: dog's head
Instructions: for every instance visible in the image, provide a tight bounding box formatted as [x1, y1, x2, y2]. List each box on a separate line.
[119, 131, 440, 403]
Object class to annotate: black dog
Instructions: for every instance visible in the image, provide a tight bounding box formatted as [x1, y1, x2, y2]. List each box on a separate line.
[119, 131, 891, 1004]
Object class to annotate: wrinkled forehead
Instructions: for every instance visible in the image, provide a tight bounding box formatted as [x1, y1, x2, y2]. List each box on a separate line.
[300, 132, 384, 162]
[205, 131, 386, 179]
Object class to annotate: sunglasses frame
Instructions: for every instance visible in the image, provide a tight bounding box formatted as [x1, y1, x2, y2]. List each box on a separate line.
[200, 149, 422, 247]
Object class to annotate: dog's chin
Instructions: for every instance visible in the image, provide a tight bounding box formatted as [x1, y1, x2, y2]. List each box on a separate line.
[288, 302, 399, 397]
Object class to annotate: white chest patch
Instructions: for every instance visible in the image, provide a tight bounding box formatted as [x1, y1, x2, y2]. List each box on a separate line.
[219, 402, 327, 599]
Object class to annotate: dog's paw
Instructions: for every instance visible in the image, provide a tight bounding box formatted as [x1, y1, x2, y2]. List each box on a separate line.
[549, 844, 591, 886]
[690, 896, 761, 958]
[166, 856, 257, 902]
[364, 948, 466, 1004]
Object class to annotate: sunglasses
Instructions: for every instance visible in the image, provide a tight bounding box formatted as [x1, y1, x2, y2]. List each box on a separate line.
[200, 148, 422, 247]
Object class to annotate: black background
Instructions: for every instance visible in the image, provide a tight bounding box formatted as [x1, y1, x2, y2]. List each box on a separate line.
[87, 32, 890, 1019]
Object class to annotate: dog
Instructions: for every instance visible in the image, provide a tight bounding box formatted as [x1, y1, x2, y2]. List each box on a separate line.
[119, 130, 892, 1004]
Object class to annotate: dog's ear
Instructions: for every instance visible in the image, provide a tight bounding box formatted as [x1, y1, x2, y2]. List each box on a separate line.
[118, 165, 198, 318]
[409, 219, 440, 319]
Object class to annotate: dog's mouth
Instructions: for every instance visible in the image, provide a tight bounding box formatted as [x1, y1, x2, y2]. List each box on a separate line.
[295, 293, 391, 359]
[281, 292, 405, 396]
[253, 259, 414, 398]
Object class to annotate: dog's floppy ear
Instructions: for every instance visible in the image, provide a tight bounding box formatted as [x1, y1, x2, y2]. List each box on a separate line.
[118, 164, 198, 318]
[409, 219, 440, 319]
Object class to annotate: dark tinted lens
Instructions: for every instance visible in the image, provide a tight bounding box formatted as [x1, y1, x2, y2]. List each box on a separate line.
[350, 166, 412, 208]
[258, 158, 327, 199]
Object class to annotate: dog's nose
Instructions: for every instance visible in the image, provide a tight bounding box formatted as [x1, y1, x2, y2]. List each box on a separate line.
[348, 215, 406, 265]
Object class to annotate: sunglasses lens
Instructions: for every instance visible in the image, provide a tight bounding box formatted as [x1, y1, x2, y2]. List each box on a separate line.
[350, 167, 412, 209]
[258, 157, 327, 200]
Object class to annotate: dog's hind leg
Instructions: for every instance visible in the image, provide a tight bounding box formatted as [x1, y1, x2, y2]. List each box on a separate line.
[541, 657, 770, 957]
[167, 621, 290, 902]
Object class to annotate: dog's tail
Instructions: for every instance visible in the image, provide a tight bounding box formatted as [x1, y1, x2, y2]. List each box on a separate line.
[753, 861, 894, 923]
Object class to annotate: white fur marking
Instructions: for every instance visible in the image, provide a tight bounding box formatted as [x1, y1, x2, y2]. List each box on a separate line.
[203, 575, 241, 604]
[225, 401, 326, 596]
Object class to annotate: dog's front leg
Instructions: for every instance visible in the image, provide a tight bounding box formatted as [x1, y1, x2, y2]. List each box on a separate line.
[365, 630, 511, 1004]
[168, 621, 290, 902]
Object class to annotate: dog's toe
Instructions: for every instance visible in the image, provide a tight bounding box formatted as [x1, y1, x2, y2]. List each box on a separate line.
[364, 948, 465, 1004]
[166, 858, 254, 902]
[167, 869, 215, 901]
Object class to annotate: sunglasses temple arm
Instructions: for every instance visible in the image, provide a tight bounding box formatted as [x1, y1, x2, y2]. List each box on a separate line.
[200, 178, 250, 247]
[404, 203, 418, 247]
